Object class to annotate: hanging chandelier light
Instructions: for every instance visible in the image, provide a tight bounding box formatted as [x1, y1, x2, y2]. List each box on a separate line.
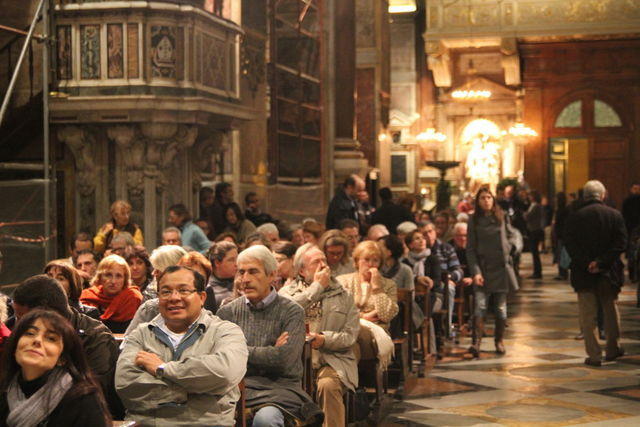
[508, 122, 537, 138]
[451, 60, 492, 102]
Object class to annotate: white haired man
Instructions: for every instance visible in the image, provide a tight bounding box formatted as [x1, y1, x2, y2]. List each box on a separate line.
[216, 246, 322, 426]
[280, 243, 359, 427]
[565, 180, 627, 366]
[256, 222, 280, 244]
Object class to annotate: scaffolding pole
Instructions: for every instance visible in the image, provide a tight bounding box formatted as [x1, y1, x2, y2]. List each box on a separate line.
[43, 0, 53, 261]
[0, 0, 45, 127]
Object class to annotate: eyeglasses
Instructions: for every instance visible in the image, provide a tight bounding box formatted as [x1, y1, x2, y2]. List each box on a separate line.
[158, 288, 198, 299]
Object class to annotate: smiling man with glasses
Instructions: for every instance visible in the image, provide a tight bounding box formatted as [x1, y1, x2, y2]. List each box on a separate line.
[116, 265, 248, 426]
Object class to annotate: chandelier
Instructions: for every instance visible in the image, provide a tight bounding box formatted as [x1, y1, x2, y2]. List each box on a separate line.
[416, 128, 446, 143]
[508, 122, 537, 138]
[451, 60, 492, 102]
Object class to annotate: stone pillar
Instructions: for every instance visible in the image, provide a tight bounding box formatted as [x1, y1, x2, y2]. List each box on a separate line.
[331, 0, 368, 183]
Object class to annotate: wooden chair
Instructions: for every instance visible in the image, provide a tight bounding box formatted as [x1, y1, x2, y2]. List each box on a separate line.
[389, 288, 412, 388]
[302, 337, 314, 396]
[235, 380, 246, 427]
[413, 282, 431, 374]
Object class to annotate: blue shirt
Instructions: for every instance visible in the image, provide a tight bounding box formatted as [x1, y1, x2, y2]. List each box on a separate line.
[244, 287, 278, 310]
[180, 220, 211, 254]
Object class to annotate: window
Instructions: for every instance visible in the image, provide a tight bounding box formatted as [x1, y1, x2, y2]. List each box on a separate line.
[269, 0, 323, 184]
[554, 100, 582, 128]
[594, 99, 622, 127]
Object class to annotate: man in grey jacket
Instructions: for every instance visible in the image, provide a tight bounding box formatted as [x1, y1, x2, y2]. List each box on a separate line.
[279, 243, 359, 427]
[115, 266, 248, 426]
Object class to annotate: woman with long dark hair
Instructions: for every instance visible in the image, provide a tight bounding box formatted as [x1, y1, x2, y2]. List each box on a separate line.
[125, 245, 154, 300]
[0, 309, 110, 426]
[467, 187, 519, 357]
[43, 261, 100, 319]
[222, 203, 257, 245]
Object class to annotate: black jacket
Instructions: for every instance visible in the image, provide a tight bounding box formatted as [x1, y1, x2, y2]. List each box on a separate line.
[370, 201, 413, 234]
[622, 194, 640, 235]
[326, 188, 358, 230]
[564, 199, 627, 292]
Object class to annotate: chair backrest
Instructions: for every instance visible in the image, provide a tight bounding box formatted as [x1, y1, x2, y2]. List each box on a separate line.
[235, 379, 246, 427]
[396, 288, 413, 336]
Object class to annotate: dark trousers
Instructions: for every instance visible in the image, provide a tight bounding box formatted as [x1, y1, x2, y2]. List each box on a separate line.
[529, 229, 544, 276]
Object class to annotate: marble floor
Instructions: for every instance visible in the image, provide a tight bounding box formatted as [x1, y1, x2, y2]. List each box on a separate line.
[381, 253, 640, 426]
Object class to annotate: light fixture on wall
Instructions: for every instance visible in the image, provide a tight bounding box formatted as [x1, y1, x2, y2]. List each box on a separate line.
[508, 122, 537, 138]
[451, 60, 492, 102]
[416, 128, 446, 143]
[389, 0, 417, 13]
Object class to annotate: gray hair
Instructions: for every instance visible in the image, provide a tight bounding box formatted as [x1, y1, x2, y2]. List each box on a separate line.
[583, 180, 606, 200]
[112, 231, 135, 246]
[162, 226, 182, 237]
[453, 222, 468, 234]
[238, 245, 278, 275]
[293, 243, 323, 275]
[256, 223, 279, 237]
[456, 213, 469, 223]
[150, 245, 188, 272]
[367, 224, 389, 240]
[208, 240, 237, 263]
[396, 221, 417, 235]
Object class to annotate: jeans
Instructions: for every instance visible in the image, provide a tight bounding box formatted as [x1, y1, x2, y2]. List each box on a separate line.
[474, 289, 507, 320]
[252, 406, 285, 427]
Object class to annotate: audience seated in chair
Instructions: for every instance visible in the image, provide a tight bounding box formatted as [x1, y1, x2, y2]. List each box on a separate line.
[115, 266, 247, 426]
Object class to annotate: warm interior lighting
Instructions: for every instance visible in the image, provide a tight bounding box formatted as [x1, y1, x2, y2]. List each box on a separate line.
[452, 89, 492, 101]
[508, 122, 537, 138]
[389, 1, 417, 13]
[416, 128, 446, 143]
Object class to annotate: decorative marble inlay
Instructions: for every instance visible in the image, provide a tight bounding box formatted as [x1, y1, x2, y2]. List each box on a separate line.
[56, 25, 72, 80]
[80, 25, 100, 79]
[555, 100, 582, 128]
[202, 34, 226, 89]
[107, 24, 124, 79]
[594, 99, 622, 127]
[151, 26, 177, 78]
[127, 24, 139, 79]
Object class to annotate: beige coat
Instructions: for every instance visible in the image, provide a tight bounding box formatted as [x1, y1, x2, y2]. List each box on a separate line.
[279, 278, 360, 391]
[337, 272, 399, 331]
[115, 310, 248, 426]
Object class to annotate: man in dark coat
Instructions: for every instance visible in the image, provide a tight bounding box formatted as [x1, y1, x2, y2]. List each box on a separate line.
[325, 175, 365, 230]
[370, 187, 413, 234]
[564, 180, 627, 366]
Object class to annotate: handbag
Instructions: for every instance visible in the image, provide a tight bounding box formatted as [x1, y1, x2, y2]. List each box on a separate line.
[559, 246, 571, 270]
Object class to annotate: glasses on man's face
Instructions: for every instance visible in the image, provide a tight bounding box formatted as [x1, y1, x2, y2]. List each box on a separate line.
[158, 288, 198, 299]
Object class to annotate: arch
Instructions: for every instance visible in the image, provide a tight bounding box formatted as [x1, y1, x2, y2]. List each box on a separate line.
[460, 118, 502, 143]
[594, 99, 622, 127]
[554, 100, 582, 128]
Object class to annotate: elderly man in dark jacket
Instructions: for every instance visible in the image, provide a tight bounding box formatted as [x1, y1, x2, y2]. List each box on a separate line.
[564, 180, 627, 366]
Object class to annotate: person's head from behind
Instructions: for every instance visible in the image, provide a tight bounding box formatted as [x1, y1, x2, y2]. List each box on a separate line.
[177, 251, 213, 284]
[367, 224, 389, 241]
[74, 250, 99, 279]
[380, 234, 404, 264]
[529, 189, 541, 204]
[162, 227, 182, 246]
[256, 223, 279, 244]
[110, 200, 132, 228]
[318, 230, 349, 268]
[405, 230, 427, 253]
[108, 232, 134, 257]
[236, 245, 277, 305]
[195, 218, 211, 237]
[126, 245, 152, 286]
[43, 261, 83, 306]
[150, 245, 188, 279]
[245, 192, 259, 212]
[272, 241, 297, 282]
[168, 204, 191, 227]
[378, 187, 393, 203]
[12, 275, 70, 322]
[583, 180, 606, 201]
[630, 183, 640, 196]
[70, 231, 93, 258]
[1, 309, 98, 388]
[294, 243, 327, 284]
[208, 241, 238, 280]
[157, 266, 206, 333]
[452, 222, 468, 249]
[91, 255, 132, 298]
[339, 219, 360, 252]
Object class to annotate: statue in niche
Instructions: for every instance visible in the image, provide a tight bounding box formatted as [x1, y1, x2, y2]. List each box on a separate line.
[151, 26, 176, 78]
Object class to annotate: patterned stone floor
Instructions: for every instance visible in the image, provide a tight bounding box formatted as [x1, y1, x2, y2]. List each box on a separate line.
[380, 253, 640, 426]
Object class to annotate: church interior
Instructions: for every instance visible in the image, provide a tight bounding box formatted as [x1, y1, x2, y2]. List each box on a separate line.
[1, 1, 640, 426]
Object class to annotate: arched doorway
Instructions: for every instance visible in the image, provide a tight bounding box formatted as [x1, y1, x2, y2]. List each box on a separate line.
[548, 93, 629, 206]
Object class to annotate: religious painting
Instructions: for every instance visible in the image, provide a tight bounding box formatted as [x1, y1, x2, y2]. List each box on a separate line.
[202, 33, 226, 89]
[107, 24, 124, 78]
[56, 25, 71, 80]
[80, 25, 100, 79]
[127, 24, 139, 78]
[151, 26, 177, 78]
